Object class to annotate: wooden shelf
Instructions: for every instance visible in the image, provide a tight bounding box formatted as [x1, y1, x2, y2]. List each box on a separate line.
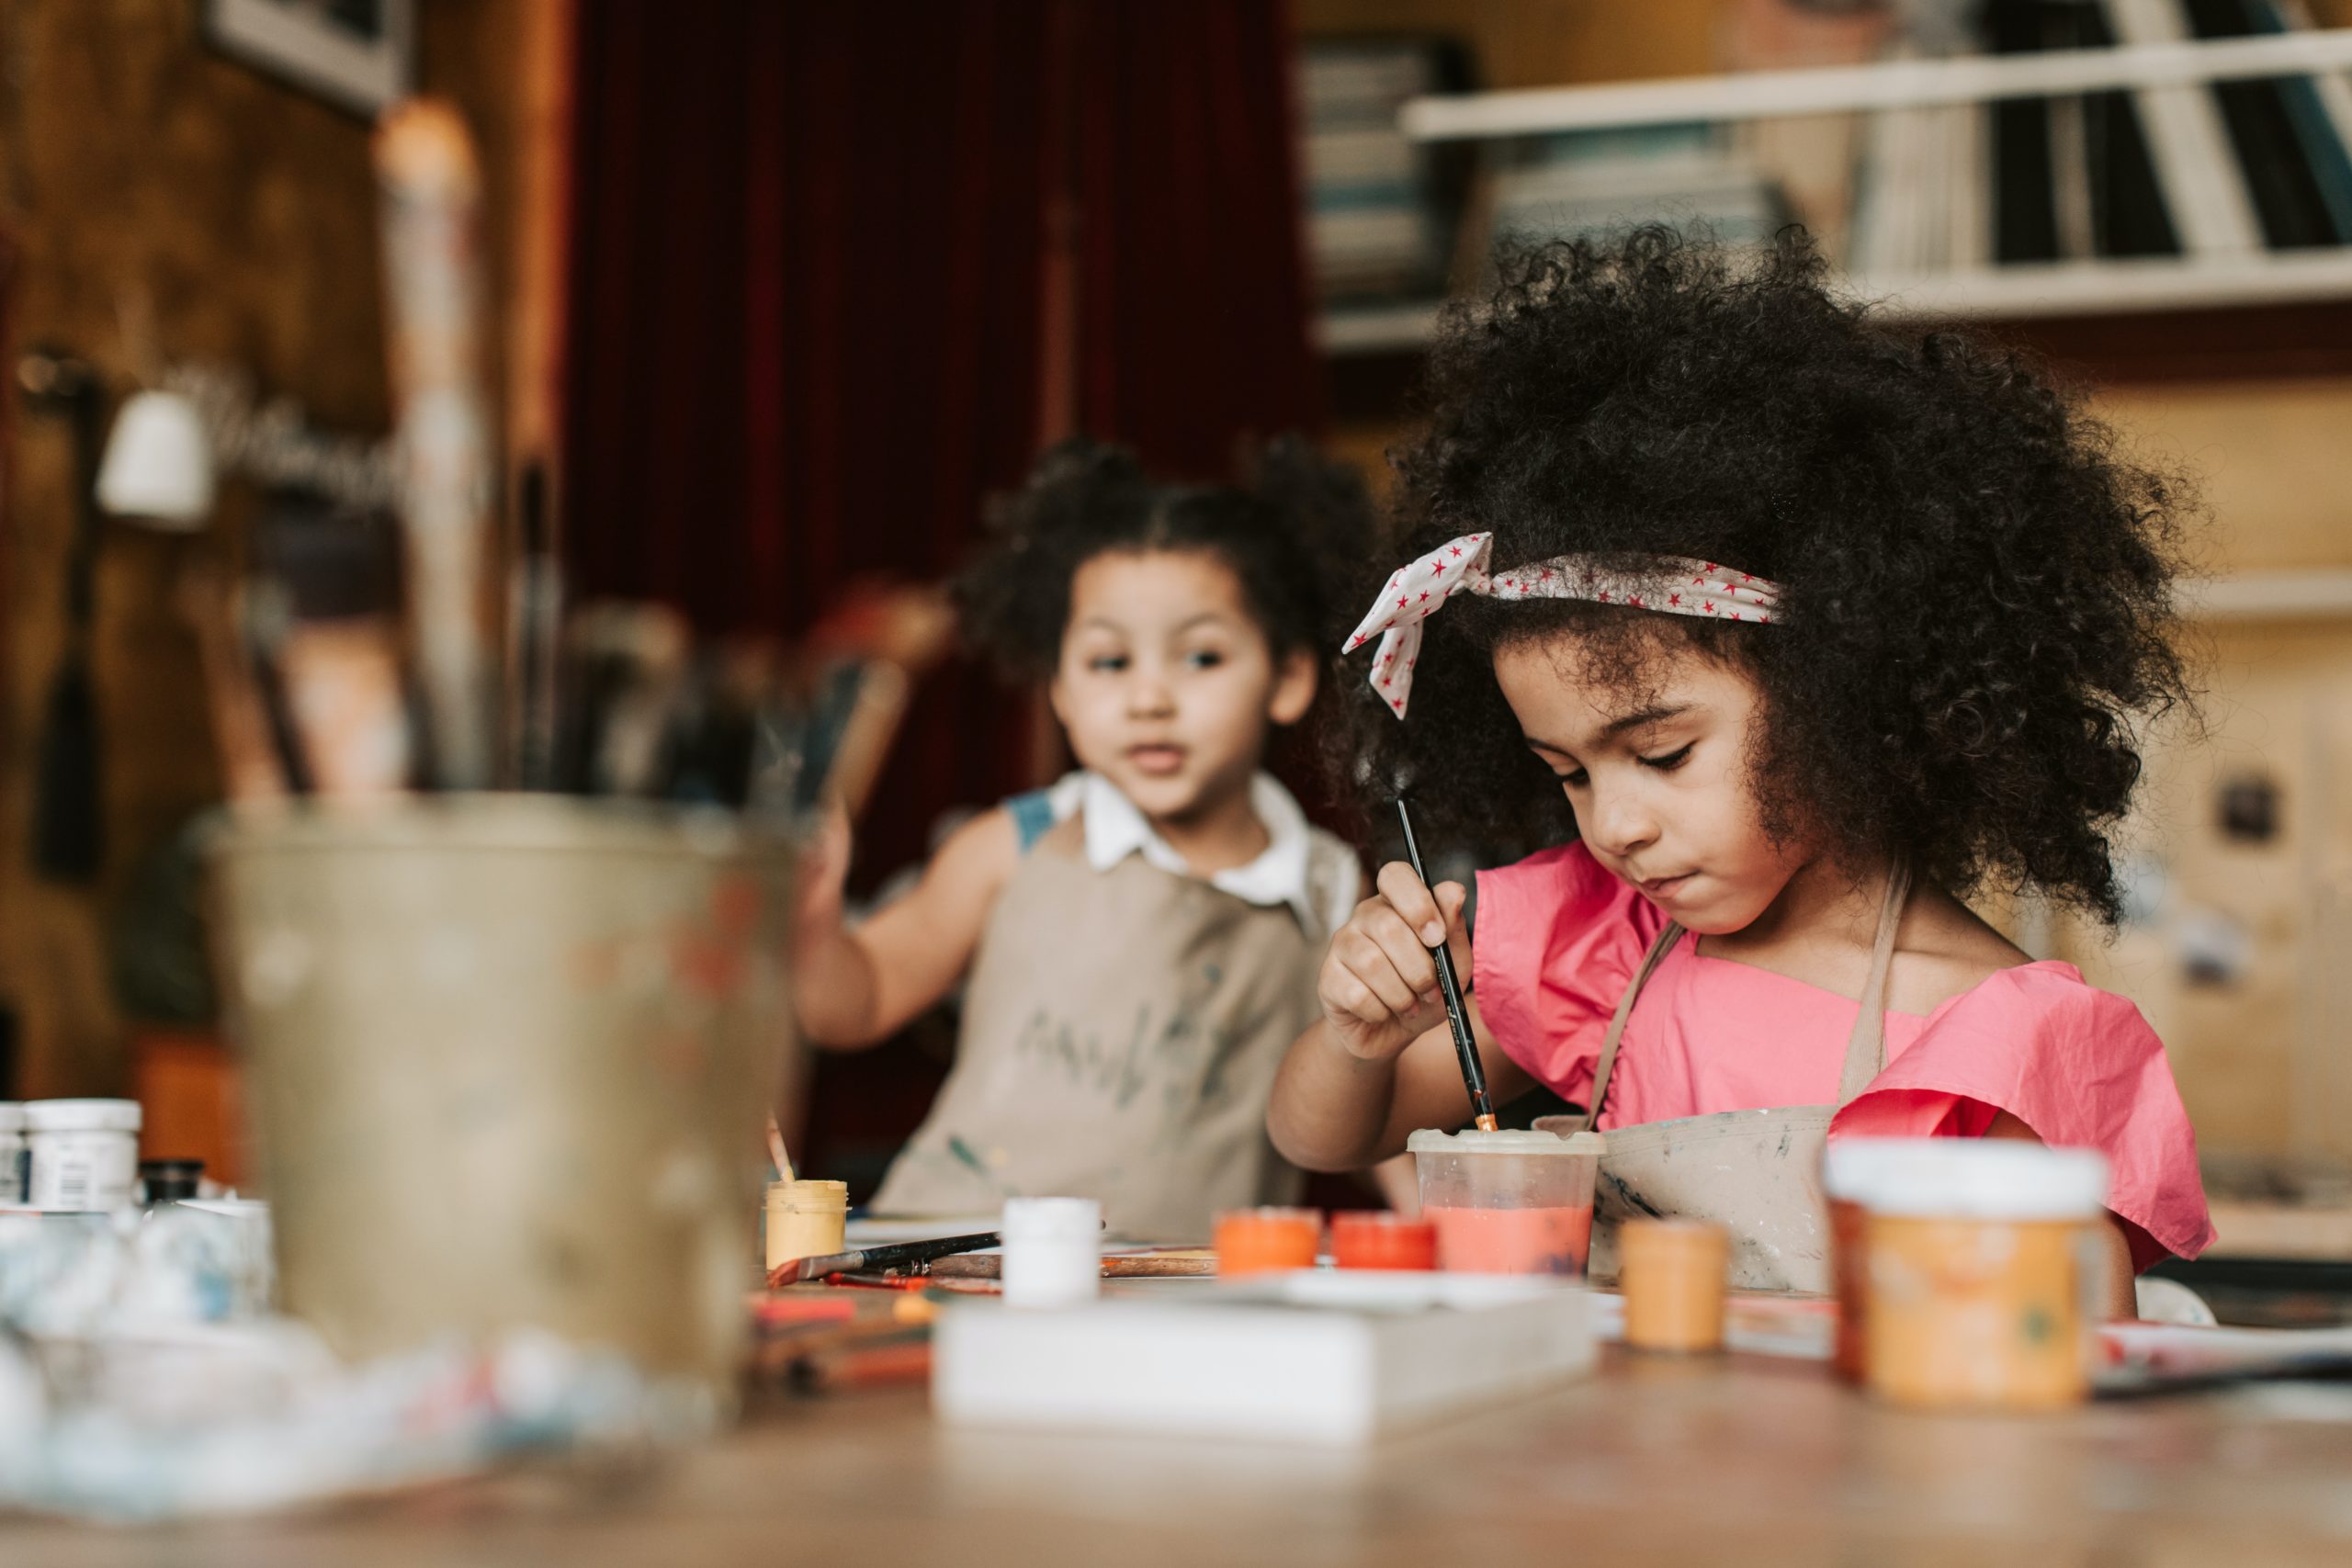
[1400, 28, 2352, 141]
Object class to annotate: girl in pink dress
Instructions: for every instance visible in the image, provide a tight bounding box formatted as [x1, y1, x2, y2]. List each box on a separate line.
[1268, 230, 2212, 1307]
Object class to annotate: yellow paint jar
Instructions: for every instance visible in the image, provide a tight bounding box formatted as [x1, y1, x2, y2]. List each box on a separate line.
[1849, 1140, 2110, 1412]
[764, 1179, 849, 1273]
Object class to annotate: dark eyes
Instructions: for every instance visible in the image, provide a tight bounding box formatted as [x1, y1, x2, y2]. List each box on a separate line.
[1085, 650, 1224, 673]
[1550, 742, 1693, 791]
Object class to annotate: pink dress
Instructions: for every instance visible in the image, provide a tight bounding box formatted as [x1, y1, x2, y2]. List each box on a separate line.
[1474, 843, 2214, 1272]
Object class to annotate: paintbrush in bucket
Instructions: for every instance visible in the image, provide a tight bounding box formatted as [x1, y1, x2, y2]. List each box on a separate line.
[1394, 795, 1498, 1132]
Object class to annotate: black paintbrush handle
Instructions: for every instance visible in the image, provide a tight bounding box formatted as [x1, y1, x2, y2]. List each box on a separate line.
[779, 1228, 1002, 1284]
[1395, 796, 1498, 1130]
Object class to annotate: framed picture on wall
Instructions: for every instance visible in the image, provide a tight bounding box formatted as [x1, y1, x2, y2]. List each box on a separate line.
[206, 0, 415, 118]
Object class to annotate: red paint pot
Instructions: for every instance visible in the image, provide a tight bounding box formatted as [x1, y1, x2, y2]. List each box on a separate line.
[1329, 1212, 1438, 1271]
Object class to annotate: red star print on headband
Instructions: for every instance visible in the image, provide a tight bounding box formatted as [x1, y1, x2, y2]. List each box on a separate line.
[1340, 534, 1783, 717]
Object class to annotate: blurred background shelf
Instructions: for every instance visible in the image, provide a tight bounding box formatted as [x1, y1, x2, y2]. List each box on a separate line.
[1313, 6, 2352, 379]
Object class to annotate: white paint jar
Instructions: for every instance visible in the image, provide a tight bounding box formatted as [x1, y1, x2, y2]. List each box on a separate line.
[26, 1099, 142, 1211]
[0, 1104, 24, 1203]
[1000, 1197, 1101, 1308]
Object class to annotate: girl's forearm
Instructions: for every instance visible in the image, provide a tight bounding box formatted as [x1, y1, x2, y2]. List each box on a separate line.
[1268, 1020, 1406, 1173]
[791, 924, 887, 1048]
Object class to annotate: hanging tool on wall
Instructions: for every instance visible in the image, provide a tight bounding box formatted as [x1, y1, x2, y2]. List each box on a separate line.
[18, 348, 106, 883]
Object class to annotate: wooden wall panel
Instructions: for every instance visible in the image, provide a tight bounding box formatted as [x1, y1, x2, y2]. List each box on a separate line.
[0, 0, 528, 1095]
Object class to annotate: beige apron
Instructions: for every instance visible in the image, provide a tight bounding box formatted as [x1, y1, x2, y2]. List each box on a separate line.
[870, 814, 1330, 1241]
[1540, 862, 1912, 1294]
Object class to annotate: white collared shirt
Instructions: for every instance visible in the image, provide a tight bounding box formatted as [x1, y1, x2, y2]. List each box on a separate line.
[1038, 770, 1356, 937]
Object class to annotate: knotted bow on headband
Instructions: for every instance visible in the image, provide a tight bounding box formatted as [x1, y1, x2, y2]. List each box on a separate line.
[1342, 533, 1783, 716]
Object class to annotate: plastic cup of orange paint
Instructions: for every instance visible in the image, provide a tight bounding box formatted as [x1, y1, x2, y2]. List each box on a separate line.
[1329, 1211, 1439, 1271]
[1215, 1207, 1322, 1278]
[1407, 1126, 1602, 1276]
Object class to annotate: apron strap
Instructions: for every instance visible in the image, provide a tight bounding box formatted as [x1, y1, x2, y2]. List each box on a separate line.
[1570, 919, 1683, 1136]
[1834, 859, 1914, 1108]
[1574, 858, 1914, 1134]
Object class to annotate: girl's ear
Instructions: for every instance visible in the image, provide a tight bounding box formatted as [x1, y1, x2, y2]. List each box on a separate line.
[1269, 647, 1319, 726]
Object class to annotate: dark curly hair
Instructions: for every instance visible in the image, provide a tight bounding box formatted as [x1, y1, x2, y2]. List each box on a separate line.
[956, 434, 1368, 679]
[1336, 228, 2198, 923]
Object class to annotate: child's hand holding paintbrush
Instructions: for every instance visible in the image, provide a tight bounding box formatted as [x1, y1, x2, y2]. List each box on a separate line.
[1268, 805, 1535, 1169]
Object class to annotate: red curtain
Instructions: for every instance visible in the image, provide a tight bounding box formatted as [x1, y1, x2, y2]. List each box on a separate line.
[562, 0, 1326, 863]
[560, 2, 1324, 1186]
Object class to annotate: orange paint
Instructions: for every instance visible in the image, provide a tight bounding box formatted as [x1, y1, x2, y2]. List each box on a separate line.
[1426, 1203, 1593, 1275]
[1329, 1212, 1438, 1270]
[1215, 1207, 1320, 1277]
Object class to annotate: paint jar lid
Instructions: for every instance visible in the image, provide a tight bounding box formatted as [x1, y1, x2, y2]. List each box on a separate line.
[0, 1103, 22, 1133]
[1821, 1136, 1937, 1201]
[767, 1179, 847, 1213]
[1407, 1126, 1604, 1158]
[1001, 1196, 1101, 1242]
[25, 1099, 141, 1134]
[1835, 1137, 2109, 1222]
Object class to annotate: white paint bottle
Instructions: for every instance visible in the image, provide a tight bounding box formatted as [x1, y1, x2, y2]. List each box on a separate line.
[1000, 1197, 1101, 1308]
[26, 1099, 142, 1211]
[0, 1104, 24, 1203]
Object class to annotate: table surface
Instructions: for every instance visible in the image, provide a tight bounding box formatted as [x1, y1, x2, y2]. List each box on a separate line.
[16, 1345, 2352, 1566]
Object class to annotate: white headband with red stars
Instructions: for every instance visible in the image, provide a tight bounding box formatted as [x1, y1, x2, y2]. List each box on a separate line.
[1342, 533, 1783, 717]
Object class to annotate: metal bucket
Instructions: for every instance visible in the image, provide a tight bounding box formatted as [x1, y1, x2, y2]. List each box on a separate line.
[1536, 1108, 1835, 1294]
[205, 795, 795, 1403]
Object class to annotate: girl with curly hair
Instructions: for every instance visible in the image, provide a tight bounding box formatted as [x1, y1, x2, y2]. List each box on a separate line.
[1268, 229, 2212, 1304]
[792, 437, 1366, 1239]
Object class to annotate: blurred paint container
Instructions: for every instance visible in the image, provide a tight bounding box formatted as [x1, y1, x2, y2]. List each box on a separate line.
[26, 1099, 143, 1211]
[140, 1157, 206, 1203]
[1619, 1218, 1729, 1353]
[1850, 1139, 2109, 1412]
[1216, 1207, 1321, 1278]
[1329, 1212, 1438, 1271]
[1821, 1137, 1918, 1384]
[0, 1103, 25, 1203]
[764, 1179, 848, 1274]
[1001, 1196, 1102, 1307]
[206, 796, 794, 1410]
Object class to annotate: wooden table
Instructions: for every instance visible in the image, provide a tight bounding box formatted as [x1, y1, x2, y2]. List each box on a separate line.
[14, 1348, 2352, 1565]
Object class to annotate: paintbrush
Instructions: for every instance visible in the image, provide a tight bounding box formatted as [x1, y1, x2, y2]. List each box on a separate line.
[1394, 795, 1498, 1133]
[766, 1228, 1002, 1288]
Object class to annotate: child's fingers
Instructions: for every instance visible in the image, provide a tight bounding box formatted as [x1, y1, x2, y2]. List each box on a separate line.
[1374, 860, 1449, 948]
[1433, 880, 1472, 976]
[1354, 902, 1442, 1001]
[1324, 961, 1407, 1032]
[1332, 921, 1427, 1020]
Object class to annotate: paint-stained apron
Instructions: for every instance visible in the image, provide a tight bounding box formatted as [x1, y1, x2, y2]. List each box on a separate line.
[1541, 863, 1912, 1294]
[869, 814, 1325, 1242]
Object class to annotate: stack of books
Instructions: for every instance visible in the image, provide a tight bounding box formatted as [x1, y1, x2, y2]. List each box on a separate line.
[1301, 39, 1470, 308]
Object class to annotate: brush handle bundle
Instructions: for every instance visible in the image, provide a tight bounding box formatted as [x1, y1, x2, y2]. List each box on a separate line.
[375, 102, 497, 792]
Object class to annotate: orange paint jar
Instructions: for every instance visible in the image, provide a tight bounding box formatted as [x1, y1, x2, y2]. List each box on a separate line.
[1618, 1219, 1729, 1353]
[1847, 1140, 2110, 1412]
[1821, 1138, 1920, 1384]
[1216, 1207, 1321, 1278]
[1329, 1212, 1438, 1271]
